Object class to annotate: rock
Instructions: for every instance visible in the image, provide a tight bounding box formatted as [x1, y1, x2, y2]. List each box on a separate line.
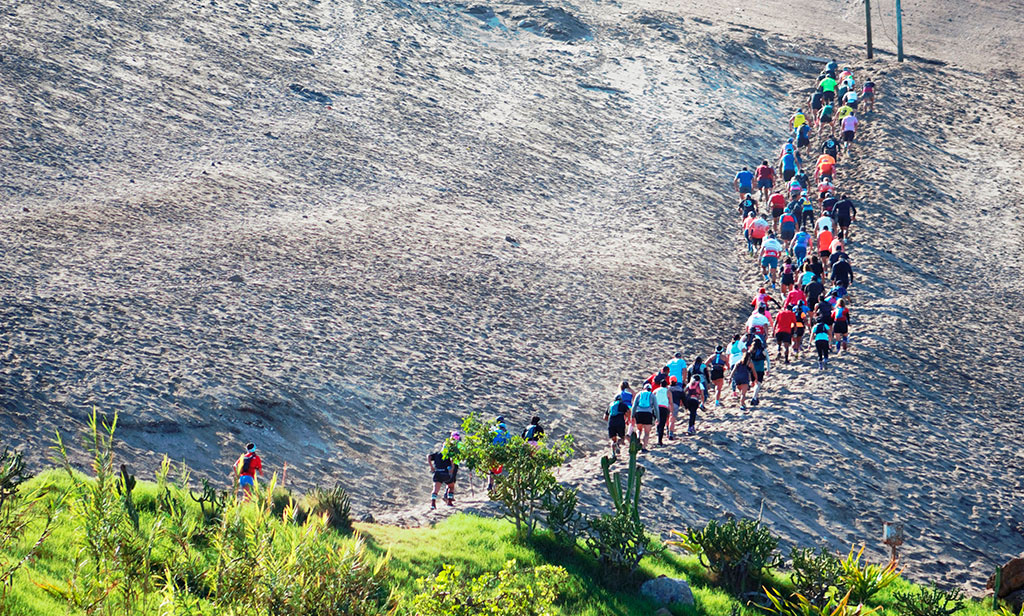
[640, 576, 695, 606]
[359, 513, 375, 523]
[1005, 589, 1024, 613]
[227, 274, 245, 283]
[988, 557, 1024, 597]
[505, 235, 519, 245]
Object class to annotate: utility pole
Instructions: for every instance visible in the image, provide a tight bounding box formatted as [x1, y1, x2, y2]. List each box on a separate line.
[865, 0, 873, 58]
[895, 0, 904, 62]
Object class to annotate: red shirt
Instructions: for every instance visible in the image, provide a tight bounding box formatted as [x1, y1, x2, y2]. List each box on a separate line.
[237, 453, 263, 478]
[769, 194, 786, 210]
[756, 165, 775, 180]
[785, 289, 807, 307]
[775, 310, 797, 333]
[750, 219, 770, 239]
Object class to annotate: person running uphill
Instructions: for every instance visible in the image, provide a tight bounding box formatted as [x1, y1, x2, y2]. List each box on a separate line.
[734, 166, 755, 197]
[774, 303, 797, 364]
[428, 446, 456, 509]
[755, 160, 775, 202]
[682, 375, 704, 435]
[760, 232, 784, 287]
[235, 443, 263, 500]
[708, 345, 729, 406]
[630, 383, 658, 452]
[812, 320, 832, 370]
[605, 393, 631, 458]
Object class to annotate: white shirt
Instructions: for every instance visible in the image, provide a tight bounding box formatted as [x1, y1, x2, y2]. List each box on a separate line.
[841, 115, 858, 132]
[746, 312, 770, 333]
[816, 216, 834, 233]
[761, 238, 783, 257]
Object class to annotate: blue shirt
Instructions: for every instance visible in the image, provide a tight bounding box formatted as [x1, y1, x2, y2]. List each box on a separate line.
[782, 153, 797, 170]
[735, 170, 754, 188]
[794, 231, 811, 247]
[667, 358, 687, 382]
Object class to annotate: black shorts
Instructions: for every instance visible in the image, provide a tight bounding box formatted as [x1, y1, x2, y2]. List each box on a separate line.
[608, 415, 626, 438]
[820, 249, 831, 260]
[781, 272, 794, 285]
[843, 130, 855, 142]
[820, 115, 833, 124]
[823, 91, 835, 103]
[783, 169, 796, 182]
[781, 230, 795, 242]
[848, 100, 859, 109]
[755, 370, 765, 382]
[833, 321, 849, 335]
[432, 471, 452, 484]
[794, 326, 805, 338]
[838, 215, 851, 228]
[635, 411, 654, 426]
[772, 207, 785, 218]
[776, 331, 792, 345]
[710, 366, 725, 380]
[752, 237, 763, 248]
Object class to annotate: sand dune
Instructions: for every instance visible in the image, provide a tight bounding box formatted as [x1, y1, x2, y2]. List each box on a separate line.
[1, 0, 1022, 592]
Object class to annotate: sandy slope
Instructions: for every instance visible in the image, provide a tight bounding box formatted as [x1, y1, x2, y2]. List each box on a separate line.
[1, 0, 1022, 591]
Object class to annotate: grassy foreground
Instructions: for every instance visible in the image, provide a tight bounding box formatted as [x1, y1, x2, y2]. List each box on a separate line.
[0, 468, 1004, 616]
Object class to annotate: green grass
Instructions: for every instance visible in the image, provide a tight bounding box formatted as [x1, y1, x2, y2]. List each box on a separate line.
[0, 471, 1009, 616]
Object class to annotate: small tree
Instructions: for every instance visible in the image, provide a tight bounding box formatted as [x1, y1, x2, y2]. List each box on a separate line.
[452, 415, 573, 538]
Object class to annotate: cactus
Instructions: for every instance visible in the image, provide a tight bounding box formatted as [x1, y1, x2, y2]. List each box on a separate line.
[190, 478, 227, 525]
[599, 434, 644, 525]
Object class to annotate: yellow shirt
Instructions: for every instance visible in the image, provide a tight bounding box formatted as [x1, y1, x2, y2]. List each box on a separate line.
[792, 113, 807, 129]
[835, 105, 853, 121]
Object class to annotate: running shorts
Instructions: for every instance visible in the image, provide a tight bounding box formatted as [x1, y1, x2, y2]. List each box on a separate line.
[838, 215, 851, 228]
[239, 475, 255, 487]
[781, 272, 794, 285]
[757, 178, 773, 189]
[755, 370, 765, 382]
[710, 366, 725, 380]
[843, 130, 855, 142]
[772, 206, 785, 218]
[776, 331, 792, 345]
[752, 237, 763, 248]
[781, 229, 795, 242]
[820, 249, 831, 260]
[783, 169, 796, 181]
[739, 184, 753, 194]
[634, 411, 654, 426]
[823, 91, 835, 102]
[761, 256, 779, 269]
[432, 470, 452, 484]
[833, 321, 849, 335]
[608, 415, 626, 438]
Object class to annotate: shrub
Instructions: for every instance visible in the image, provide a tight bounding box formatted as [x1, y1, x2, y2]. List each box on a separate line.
[791, 546, 843, 606]
[295, 484, 353, 534]
[412, 559, 568, 616]
[893, 584, 966, 616]
[270, 486, 294, 519]
[764, 586, 881, 616]
[541, 483, 584, 546]
[453, 415, 573, 538]
[190, 478, 228, 526]
[837, 546, 901, 605]
[670, 517, 781, 594]
[0, 449, 62, 610]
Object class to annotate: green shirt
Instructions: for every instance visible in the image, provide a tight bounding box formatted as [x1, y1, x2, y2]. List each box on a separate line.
[820, 77, 837, 92]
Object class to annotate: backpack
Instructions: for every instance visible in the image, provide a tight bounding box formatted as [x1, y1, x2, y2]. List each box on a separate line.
[523, 424, 541, 440]
[240, 454, 254, 475]
[711, 352, 726, 368]
[636, 391, 654, 409]
[751, 346, 766, 362]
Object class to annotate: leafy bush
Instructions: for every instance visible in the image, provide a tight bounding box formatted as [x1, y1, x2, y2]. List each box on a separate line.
[452, 415, 573, 538]
[294, 484, 353, 534]
[0, 448, 28, 508]
[791, 546, 842, 606]
[412, 559, 568, 616]
[670, 517, 781, 594]
[837, 546, 901, 605]
[893, 584, 966, 616]
[764, 586, 881, 616]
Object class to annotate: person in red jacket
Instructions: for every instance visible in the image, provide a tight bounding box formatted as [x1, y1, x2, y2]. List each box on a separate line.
[774, 305, 797, 364]
[235, 443, 263, 499]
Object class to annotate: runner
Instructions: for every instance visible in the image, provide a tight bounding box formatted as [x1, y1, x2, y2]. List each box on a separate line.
[835, 102, 854, 126]
[808, 89, 824, 127]
[821, 134, 840, 162]
[861, 76, 876, 112]
[751, 286, 781, 314]
[833, 194, 857, 236]
[819, 73, 838, 105]
[804, 274, 826, 313]
[779, 208, 798, 246]
[730, 350, 756, 409]
[743, 211, 757, 255]
[727, 334, 745, 397]
[831, 253, 855, 292]
[795, 122, 812, 152]
[790, 109, 807, 131]
[768, 191, 787, 231]
[816, 153, 836, 182]
[774, 303, 797, 364]
[739, 192, 758, 219]
[234, 443, 263, 500]
[521, 416, 544, 442]
[745, 305, 771, 347]
[749, 213, 770, 257]
[653, 377, 674, 446]
[748, 337, 770, 405]
[779, 257, 796, 295]
[690, 355, 711, 399]
[734, 166, 755, 197]
[427, 446, 456, 510]
[619, 380, 635, 408]
[818, 102, 834, 138]
[840, 112, 858, 152]
[816, 208, 835, 234]
[817, 226, 834, 270]
[832, 298, 851, 352]
[792, 300, 809, 357]
[784, 283, 807, 309]
[604, 394, 631, 458]
[668, 376, 685, 439]
[779, 148, 798, 183]
[760, 232, 785, 287]
[667, 352, 688, 386]
[441, 431, 462, 506]
[817, 176, 834, 202]
[755, 160, 775, 202]
[812, 319, 832, 370]
[630, 383, 658, 452]
[682, 375, 704, 435]
[821, 191, 839, 217]
[708, 345, 729, 406]
[843, 87, 859, 110]
[645, 365, 670, 388]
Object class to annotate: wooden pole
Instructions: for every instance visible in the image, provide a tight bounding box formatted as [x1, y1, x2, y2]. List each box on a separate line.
[895, 0, 904, 62]
[865, 0, 874, 58]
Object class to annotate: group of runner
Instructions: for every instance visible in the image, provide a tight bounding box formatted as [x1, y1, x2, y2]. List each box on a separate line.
[602, 59, 873, 458]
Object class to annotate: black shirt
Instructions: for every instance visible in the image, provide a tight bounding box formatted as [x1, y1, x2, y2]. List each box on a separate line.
[805, 281, 825, 307]
[832, 260, 853, 284]
[429, 452, 453, 474]
[522, 424, 545, 440]
[834, 199, 855, 218]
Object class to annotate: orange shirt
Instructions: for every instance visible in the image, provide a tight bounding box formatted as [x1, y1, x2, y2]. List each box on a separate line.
[818, 230, 834, 252]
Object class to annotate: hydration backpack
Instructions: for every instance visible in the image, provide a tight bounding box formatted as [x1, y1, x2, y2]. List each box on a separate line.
[240, 454, 254, 474]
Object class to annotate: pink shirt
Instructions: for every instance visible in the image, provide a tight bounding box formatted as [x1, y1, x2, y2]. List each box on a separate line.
[841, 115, 858, 132]
[785, 289, 807, 307]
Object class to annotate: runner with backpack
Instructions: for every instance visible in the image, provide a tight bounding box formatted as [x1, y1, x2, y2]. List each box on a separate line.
[630, 383, 658, 452]
[427, 446, 456, 510]
[521, 416, 544, 442]
[682, 375, 704, 436]
[604, 394, 632, 459]
[748, 338, 770, 405]
[708, 345, 729, 406]
[234, 443, 263, 499]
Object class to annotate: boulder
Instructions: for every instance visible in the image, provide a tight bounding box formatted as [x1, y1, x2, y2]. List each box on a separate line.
[641, 575, 695, 606]
[987, 557, 1024, 598]
[1005, 589, 1024, 613]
